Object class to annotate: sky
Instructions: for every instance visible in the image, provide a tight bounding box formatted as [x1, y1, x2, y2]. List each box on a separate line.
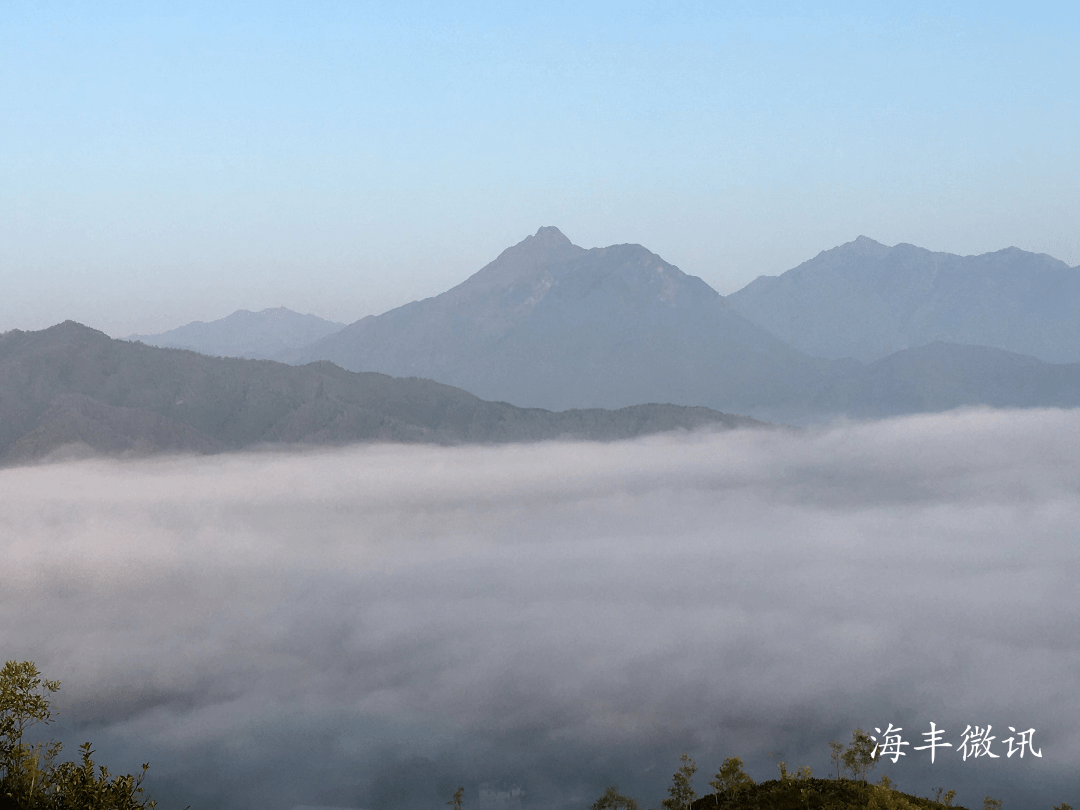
[2, 409, 1078, 810]
[2, 1, 1079, 337]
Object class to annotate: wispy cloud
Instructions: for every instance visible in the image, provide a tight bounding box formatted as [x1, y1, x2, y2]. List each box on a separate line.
[2, 409, 1077, 810]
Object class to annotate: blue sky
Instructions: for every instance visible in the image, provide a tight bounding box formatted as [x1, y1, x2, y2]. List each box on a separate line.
[2, 1, 1078, 335]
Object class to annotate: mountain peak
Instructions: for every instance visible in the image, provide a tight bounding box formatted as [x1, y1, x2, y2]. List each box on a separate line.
[532, 226, 571, 245]
[852, 235, 884, 248]
[817, 235, 888, 260]
[458, 227, 585, 294]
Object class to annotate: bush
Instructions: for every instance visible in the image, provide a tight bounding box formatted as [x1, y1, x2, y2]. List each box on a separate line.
[0, 661, 160, 810]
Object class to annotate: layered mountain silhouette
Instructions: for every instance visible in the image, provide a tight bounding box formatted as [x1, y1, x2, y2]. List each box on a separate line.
[0, 322, 761, 466]
[285, 228, 1080, 421]
[726, 236, 1080, 363]
[36, 228, 1080, 430]
[288, 227, 832, 414]
[129, 307, 345, 359]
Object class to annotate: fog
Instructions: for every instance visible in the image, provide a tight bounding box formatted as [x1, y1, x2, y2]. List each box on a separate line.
[2, 408, 1077, 810]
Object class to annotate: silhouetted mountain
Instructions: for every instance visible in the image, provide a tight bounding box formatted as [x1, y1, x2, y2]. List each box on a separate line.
[726, 236, 1080, 363]
[287, 228, 1080, 422]
[129, 307, 345, 359]
[0, 322, 763, 466]
[290, 227, 830, 413]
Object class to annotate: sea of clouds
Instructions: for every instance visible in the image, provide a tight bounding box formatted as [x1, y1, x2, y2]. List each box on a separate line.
[2, 408, 1077, 810]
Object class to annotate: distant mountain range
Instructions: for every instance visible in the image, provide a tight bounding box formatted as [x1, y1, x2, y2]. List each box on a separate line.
[129, 307, 345, 359]
[135, 232, 1080, 370]
[726, 236, 1080, 363]
[0, 322, 760, 466]
[274, 228, 1079, 421]
[102, 227, 1080, 424]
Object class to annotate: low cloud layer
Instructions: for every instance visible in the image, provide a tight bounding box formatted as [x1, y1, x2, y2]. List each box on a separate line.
[2, 408, 1078, 810]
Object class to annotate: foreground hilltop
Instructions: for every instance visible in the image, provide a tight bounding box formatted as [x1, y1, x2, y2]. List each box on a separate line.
[689, 777, 969, 810]
[0, 321, 762, 466]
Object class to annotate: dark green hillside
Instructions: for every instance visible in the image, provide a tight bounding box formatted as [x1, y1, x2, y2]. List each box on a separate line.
[690, 778, 967, 810]
[633, 746, 1073, 810]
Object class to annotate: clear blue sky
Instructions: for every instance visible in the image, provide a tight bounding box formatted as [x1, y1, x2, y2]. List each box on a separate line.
[2, 0, 1078, 336]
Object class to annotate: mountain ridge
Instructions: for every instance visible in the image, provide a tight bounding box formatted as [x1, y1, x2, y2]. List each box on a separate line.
[726, 236, 1080, 363]
[0, 321, 764, 466]
[128, 306, 345, 360]
[285, 228, 1080, 421]
[28, 229, 1080, 428]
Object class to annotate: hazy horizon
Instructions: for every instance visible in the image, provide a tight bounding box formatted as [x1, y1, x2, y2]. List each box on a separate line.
[3, 409, 1077, 810]
[3, 3, 1079, 337]
[9, 230, 1077, 343]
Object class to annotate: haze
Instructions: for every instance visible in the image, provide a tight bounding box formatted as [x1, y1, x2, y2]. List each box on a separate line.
[3, 2, 1079, 336]
[2, 410, 1076, 810]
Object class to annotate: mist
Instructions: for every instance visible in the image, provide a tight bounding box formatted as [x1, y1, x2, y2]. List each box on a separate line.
[2, 408, 1077, 810]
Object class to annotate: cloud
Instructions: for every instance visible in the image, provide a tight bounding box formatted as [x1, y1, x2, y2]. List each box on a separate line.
[2, 408, 1078, 810]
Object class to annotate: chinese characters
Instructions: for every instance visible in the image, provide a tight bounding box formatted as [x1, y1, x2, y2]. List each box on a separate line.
[869, 723, 1042, 764]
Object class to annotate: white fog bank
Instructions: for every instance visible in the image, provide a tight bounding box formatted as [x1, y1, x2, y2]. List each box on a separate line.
[1, 408, 1077, 810]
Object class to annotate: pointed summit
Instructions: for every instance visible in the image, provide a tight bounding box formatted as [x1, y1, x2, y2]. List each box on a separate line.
[505, 225, 576, 259]
[850, 235, 886, 250]
[531, 225, 572, 245]
[460, 227, 585, 293]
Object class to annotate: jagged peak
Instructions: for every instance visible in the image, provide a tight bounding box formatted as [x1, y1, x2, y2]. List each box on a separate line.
[455, 227, 585, 294]
[531, 225, 572, 245]
[505, 226, 580, 258]
[850, 235, 886, 249]
[497, 226, 581, 260]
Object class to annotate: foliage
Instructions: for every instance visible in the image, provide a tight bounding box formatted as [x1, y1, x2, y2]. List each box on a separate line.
[591, 786, 639, 810]
[683, 734, 1077, 810]
[0, 661, 160, 810]
[446, 786, 464, 810]
[933, 789, 956, 807]
[709, 758, 754, 803]
[865, 782, 921, 810]
[0, 662, 60, 766]
[690, 776, 967, 810]
[661, 754, 697, 810]
[828, 742, 844, 780]
[841, 730, 878, 783]
[775, 760, 788, 783]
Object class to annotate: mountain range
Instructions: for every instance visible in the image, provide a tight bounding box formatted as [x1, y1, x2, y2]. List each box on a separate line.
[726, 235, 1080, 363]
[273, 228, 1079, 422]
[0, 321, 760, 466]
[12, 227, 1079, 457]
[132, 231, 1080, 372]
